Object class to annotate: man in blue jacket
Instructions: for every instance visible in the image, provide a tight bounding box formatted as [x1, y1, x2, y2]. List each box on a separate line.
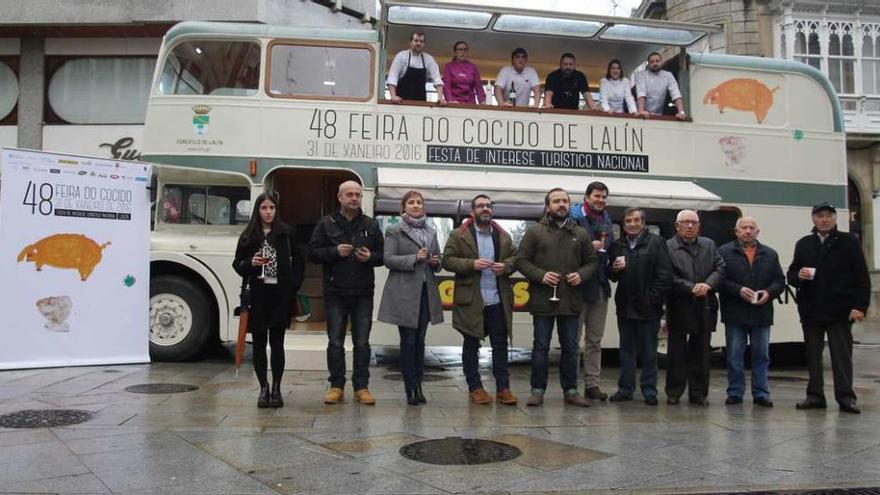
[787, 203, 870, 414]
[718, 216, 785, 408]
[571, 181, 613, 401]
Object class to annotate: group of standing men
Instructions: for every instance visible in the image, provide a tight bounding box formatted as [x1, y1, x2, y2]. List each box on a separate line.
[386, 31, 687, 119]
[308, 180, 869, 414]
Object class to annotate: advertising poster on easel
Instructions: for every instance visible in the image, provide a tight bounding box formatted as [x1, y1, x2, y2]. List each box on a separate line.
[0, 148, 152, 369]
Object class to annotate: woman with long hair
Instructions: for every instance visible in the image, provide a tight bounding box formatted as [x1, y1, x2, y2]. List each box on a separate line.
[378, 190, 444, 405]
[233, 192, 303, 408]
[599, 59, 637, 114]
[442, 41, 486, 105]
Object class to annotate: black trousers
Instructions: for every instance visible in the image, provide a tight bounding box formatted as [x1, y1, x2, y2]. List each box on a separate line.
[665, 329, 711, 400]
[802, 322, 857, 406]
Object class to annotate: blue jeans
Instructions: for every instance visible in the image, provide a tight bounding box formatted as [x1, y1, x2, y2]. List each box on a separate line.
[463, 303, 510, 392]
[398, 285, 430, 387]
[617, 318, 659, 399]
[325, 294, 373, 390]
[725, 324, 771, 400]
[531, 315, 579, 395]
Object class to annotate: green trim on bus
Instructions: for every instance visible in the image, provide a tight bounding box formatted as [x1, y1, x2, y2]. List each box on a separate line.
[163, 21, 379, 45]
[688, 52, 844, 133]
[143, 154, 846, 208]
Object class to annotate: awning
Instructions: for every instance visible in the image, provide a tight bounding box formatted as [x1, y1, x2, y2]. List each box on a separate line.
[377, 167, 722, 211]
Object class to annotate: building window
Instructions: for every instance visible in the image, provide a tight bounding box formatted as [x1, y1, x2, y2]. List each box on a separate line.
[0, 58, 18, 124]
[158, 40, 260, 96]
[267, 43, 373, 101]
[794, 21, 821, 70]
[827, 23, 855, 95]
[863, 28, 880, 96]
[46, 57, 155, 124]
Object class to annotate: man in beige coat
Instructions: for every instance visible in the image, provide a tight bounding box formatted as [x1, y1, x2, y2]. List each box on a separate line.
[443, 195, 518, 405]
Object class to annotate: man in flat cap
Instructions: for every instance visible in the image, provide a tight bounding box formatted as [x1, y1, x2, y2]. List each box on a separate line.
[787, 202, 870, 414]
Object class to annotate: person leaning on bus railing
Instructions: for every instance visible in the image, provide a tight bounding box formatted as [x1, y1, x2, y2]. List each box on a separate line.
[233, 192, 304, 409]
[634, 52, 687, 120]
[308, 181, 384, 406]
[494, 47, 541, 108]
[515, 188, 597, 407]
[543, 52, 599, 111]
[787, 202, 870, 415]
[599, 59, 637, 115]
[607, 207, 672, 406]
[378, 190, 444, 406]
[442, 41, 486, 105]
[442, 194, 518, 406]
[571, 182, 613, 401]
[387, 31, 446, 105]
[718, 216, 785, 408]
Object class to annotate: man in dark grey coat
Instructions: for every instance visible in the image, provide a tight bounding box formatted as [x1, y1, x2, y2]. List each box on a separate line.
[787, 202, 870, 414]
[665, 209, 725, 406]
[718, 216, 785, 408]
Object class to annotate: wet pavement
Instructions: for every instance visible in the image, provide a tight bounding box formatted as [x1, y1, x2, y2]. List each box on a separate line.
[1, 326, 879, 494]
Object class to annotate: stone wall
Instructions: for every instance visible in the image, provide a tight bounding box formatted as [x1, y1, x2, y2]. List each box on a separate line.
[654, 0, 774, 57]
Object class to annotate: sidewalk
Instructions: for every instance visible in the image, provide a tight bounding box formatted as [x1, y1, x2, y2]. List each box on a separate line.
[0, 323, 878, 494]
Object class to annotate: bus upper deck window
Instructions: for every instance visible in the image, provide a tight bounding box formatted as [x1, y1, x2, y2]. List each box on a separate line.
[158, 40, 260, 96]
[268, 44, 372, 100]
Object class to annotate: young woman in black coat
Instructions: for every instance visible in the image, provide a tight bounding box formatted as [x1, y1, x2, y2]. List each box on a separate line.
[233, 192, 303, 408]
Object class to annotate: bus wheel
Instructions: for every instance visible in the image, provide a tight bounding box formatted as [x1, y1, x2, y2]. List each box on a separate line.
[149, 275, 211, 361]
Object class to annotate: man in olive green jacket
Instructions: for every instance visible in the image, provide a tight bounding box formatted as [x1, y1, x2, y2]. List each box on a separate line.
[516, 188, 598, 407]
[443, 195, 518, 405]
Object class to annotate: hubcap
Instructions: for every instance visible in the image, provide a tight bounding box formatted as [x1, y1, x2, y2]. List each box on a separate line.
[149, 293, 193, 347]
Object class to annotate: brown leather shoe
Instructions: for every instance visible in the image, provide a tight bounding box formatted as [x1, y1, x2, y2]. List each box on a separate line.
[496, 389, 518, 405]
[584, 386, 608, 401]
[355, 388, 376, 405]
[469, 387, 492, 405]
[323, 387, 344, 404]
[564, 394, 590, 407]
[526, 394, 544, 407]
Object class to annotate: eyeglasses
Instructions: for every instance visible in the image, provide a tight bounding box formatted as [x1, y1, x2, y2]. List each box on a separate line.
[473, 202, 494, 209]
[677, 220, 699, 226]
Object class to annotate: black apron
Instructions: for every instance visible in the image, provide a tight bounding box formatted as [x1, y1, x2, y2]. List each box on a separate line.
[397, 52, 427, 101]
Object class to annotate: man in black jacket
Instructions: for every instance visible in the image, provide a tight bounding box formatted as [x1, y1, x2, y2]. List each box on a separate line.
[666, 209, 725, 406]
[608, 207, 672, 405]
[787, 202, 870, 414]
[718, 216, 785, 408]
[309, 181, 384, 405]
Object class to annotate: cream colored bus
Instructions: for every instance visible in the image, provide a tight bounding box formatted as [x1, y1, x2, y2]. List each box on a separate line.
[143, 1, 846, 363]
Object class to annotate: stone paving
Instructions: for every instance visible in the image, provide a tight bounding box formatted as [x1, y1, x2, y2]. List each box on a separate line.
[1, 327, 880, 494]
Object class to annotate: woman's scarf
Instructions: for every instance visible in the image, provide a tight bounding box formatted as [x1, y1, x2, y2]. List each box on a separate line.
[402, 212, 429, 247]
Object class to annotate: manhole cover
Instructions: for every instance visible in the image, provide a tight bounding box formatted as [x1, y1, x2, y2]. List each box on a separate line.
[767, 375, 808, 382]
[124, 383, 199, 394]
[399, 437, 522, 465]
[0, 409, 94, 429]
[382, 373, 450, 382]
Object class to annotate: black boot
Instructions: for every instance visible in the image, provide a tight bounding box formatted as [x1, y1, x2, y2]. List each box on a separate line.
[415, 383, 427, 404]
[405, 384, 419, 405]
[257, 385, 270, 408]
[269, 382, 283, 408]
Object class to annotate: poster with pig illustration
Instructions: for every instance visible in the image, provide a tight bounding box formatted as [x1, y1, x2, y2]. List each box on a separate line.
[0, 148, 152, 369]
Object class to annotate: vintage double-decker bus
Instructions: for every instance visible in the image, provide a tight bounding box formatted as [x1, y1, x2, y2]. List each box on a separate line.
[143, 0, 846, 364]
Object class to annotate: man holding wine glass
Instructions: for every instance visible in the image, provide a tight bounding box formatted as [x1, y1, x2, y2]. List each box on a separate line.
[516, 188, 598, 407]
[572, 181, 614, 401]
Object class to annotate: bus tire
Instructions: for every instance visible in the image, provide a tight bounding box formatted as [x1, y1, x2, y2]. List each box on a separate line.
[149, 275, 212, 361]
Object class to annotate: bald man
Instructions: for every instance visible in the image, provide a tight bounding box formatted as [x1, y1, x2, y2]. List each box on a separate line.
[665, 209, 725, 406]
[718, 217, 785, 407]
[309, 181, 384, 405]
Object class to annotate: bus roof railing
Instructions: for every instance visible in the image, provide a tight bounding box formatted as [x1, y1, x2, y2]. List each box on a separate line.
[162, 21, 379, 46]
[380, 0, 721, 46]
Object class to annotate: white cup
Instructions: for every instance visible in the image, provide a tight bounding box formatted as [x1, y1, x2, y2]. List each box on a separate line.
[751, 290, 760, 304]
[615, 256, 626, 268]
[804, 267, 816, 280]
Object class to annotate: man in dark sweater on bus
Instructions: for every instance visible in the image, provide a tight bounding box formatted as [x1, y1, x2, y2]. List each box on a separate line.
[309, 180, 384, 406]
[787, 202, 870, 414]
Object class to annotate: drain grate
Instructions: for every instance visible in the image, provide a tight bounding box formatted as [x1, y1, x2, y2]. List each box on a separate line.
[767, 375, 809, 382]
[124, 383, 199, 394]
[382, 373, 450, 382]
[0, 409, 94, 429]
[399, 437, 522, 465]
